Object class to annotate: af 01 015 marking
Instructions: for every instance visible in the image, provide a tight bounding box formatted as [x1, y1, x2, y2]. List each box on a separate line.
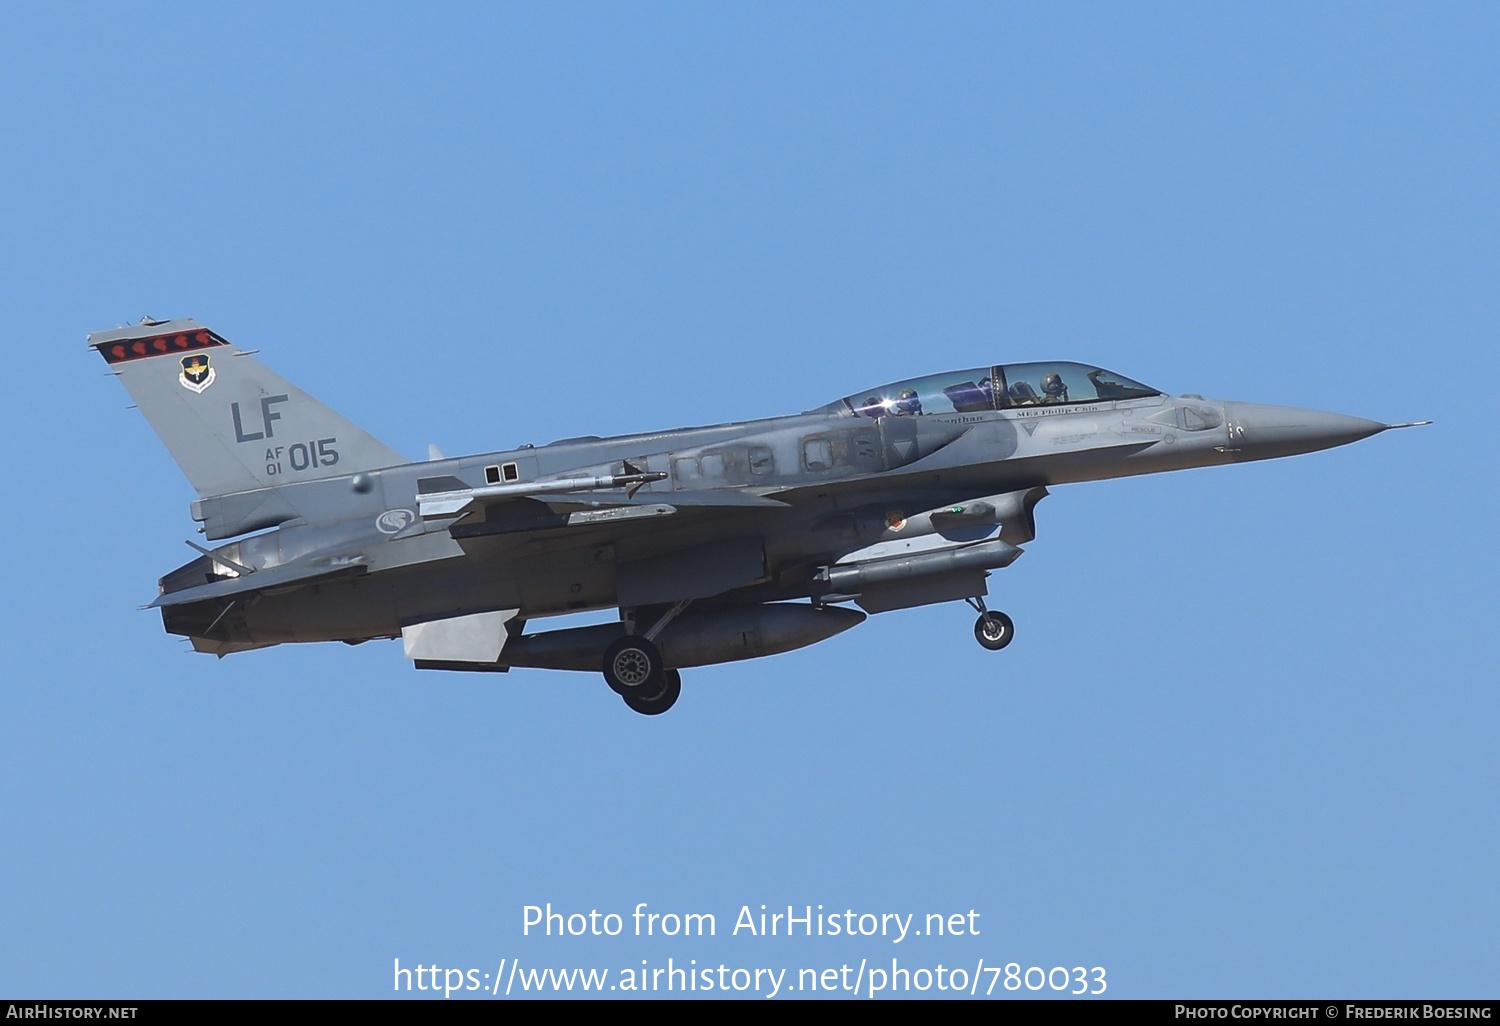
[262, 439, 341, 476]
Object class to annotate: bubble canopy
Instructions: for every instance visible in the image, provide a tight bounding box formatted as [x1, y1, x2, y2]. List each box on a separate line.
[813, 363, 1161, 418]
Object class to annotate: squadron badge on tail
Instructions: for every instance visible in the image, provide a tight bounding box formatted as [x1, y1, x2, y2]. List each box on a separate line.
[179, 354, 215, 394]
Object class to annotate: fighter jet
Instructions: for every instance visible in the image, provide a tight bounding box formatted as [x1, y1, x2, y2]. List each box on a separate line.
[91, 318, 1425, 714]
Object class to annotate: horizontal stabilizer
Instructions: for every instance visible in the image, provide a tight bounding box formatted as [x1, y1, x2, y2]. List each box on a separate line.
[151, 558, 367, 608]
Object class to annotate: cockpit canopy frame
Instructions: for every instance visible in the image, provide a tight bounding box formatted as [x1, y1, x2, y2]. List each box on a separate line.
[813, 362, 1161, 419]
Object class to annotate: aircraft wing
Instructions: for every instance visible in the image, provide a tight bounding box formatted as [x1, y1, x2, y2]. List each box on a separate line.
[531, 489, 789, 513]
[444, 490, 787, 543]
[416, 477, 788, 520]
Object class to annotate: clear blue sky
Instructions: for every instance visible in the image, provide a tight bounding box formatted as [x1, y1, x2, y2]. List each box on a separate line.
[2, 2, 1494, 999]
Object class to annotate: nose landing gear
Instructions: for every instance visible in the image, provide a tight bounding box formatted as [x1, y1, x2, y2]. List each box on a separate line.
[966, 597, 1015, 651]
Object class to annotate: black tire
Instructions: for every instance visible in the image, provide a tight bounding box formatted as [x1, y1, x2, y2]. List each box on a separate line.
[974, 611, 1015, 651]
[622, 669, 681, 716]
[602, 635, 664, 695]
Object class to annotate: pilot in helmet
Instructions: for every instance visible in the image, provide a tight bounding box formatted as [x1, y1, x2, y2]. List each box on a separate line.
[1041, 372, 1068, 403]
[858, 396, 886, 419]
[894, 388, 922, 416]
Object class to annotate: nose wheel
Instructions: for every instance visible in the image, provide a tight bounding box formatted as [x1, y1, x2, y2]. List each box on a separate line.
[966, 597, 1015, 651]
[974, 611, 1015, 650]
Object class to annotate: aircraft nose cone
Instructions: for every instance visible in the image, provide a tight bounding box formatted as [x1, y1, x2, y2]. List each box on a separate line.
[1224, 402, 1387, 460]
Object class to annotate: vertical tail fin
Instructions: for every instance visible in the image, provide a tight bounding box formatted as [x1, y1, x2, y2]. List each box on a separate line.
[90, 318, 406, 499]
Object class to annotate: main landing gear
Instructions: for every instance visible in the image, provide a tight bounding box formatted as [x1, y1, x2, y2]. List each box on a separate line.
[602, 600, 690, 715]
[602, 635, 683, 715]
[966, 597, 1015, 652]
[623, 669, 681, 716]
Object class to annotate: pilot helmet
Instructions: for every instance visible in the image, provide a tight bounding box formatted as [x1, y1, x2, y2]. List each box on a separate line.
[1041, 373, 1066, 397]
[894, 388, 921, 414]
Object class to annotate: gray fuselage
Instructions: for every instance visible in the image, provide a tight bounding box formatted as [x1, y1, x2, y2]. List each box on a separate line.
[162, 389, 1371, 649]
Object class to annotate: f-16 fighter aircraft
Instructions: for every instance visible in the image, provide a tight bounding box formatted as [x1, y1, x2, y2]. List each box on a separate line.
[91, 318, 1425, 714]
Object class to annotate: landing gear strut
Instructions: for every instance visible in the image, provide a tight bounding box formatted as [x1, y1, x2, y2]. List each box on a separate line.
[966, 597, 1015, 651]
